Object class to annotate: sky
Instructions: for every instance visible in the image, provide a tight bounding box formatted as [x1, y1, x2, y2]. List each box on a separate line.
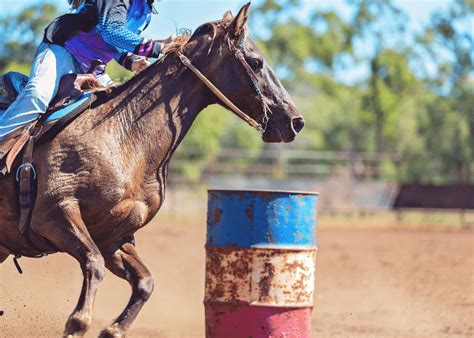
[1, 0, 453, 39]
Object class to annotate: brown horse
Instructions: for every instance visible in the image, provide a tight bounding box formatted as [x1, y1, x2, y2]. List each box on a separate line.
[0, 4, 304, 337]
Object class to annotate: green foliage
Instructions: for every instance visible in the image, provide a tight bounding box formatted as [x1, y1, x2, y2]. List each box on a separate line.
[221, 123, 263, 151]
[0, 3, 58, 71]
[379, 159, 399, 181]
[174, 105, 231, 181]
[0, 0, 471, 183]
[1, 62, 31, 76]
[415, 0, 473, 182]
[291, 73, 367, 152]
[310, 11, 353, 69]
[265, 20, 314, 77]
[181, 105, 231, 153]
[252, 0, 472, 183]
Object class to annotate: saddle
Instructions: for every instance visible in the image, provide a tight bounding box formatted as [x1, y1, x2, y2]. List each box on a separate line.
[0, 71, 102, 255]
[0, 71, 102, 173]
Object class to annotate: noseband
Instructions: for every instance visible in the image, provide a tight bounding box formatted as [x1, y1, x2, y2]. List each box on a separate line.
[176, 31, 272, 134]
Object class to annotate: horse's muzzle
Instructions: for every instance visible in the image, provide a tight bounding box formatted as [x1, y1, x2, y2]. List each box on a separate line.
[291, 116, 305, 135]
[262, 114, 304, 143]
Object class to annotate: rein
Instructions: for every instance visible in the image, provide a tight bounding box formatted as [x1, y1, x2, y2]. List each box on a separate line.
[176, 34, 272, 133]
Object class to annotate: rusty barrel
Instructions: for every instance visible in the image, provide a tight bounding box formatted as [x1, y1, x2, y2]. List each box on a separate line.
[205, 190, 318, 337]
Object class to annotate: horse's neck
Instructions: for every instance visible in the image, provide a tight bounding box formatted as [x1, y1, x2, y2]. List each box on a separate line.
[109, 58, 212, 177]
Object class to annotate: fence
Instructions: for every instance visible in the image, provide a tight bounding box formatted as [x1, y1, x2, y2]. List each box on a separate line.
[169, 147, 402, 184]
[162, 147, 473, 224]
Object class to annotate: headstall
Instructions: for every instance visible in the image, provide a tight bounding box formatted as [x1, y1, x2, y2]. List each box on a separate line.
[176, 29, 272, 133]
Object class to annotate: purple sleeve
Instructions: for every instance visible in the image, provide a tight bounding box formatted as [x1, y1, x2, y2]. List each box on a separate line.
[115, 52, 139, 70]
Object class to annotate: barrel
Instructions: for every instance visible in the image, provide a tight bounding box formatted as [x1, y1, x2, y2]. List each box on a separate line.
[205, 190, 318, 337]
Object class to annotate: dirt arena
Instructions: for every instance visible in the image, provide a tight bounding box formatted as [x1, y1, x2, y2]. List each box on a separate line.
[1, 211, 473, 337]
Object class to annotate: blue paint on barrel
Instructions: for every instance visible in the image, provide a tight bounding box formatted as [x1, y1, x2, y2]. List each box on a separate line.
[206, 190, 318, 248]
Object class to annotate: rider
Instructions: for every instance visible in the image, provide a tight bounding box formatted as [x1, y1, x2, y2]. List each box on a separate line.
[0, 0, 172, 156]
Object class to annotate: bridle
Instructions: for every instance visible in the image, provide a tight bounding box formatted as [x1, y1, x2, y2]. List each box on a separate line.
[176, 29, 272, 134]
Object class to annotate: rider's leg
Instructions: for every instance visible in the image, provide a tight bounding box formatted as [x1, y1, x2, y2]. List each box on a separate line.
[0, 42, 80, 141]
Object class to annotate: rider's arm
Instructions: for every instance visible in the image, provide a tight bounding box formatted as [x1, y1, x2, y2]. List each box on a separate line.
[96, 0, 161, 58]
[115, 52, 140, 71]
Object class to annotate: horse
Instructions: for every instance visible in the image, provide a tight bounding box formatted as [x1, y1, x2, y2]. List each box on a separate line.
[0, 4, 304, 337]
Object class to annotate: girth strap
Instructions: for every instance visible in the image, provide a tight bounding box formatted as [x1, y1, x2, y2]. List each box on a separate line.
[17, 135, 36, 234]
[13, 131, 57, 256]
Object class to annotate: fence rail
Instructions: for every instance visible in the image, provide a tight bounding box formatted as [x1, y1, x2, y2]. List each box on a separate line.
[169, 147, 402, 183]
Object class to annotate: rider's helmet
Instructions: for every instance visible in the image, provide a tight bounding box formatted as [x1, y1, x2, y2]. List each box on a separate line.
[147, 0, 159, 14]
[68, 0, 83, 10]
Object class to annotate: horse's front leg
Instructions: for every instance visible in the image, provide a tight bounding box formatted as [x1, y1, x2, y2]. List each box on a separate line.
[99, 237, 154, 338]
[31, 201, 105, 337]
[0, 252, 8, 263]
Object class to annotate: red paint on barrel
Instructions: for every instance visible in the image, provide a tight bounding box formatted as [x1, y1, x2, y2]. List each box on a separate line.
[205, 302, 312, 338]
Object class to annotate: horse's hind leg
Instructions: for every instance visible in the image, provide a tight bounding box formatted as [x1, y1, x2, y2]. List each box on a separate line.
[31, 202, 105, 337]
[99, 238, 154, 338]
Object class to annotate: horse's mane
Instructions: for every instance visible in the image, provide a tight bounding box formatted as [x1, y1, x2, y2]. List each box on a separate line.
[92, 16, 236, 106]
[160, 29, 193, 56]
[90, 30, 196, 111]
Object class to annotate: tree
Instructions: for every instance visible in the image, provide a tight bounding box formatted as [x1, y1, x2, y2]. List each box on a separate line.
[174, 105, 232, 181]
[254, 0, 352, 80]
[0, 3, 58, 71]
[417, 0, 473, 182]
[347, 0, 409, 155]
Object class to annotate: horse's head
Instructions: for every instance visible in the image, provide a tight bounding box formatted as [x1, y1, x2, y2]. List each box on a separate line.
[178, 3, 304, 143]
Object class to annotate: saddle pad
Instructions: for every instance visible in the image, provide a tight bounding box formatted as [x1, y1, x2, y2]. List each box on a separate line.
[0, 93, 94, 130]
[42, 92, 94, 124]
[0, 92, 96, 175]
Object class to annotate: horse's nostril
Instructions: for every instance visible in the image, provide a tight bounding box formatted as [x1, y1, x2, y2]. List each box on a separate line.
[291, 117, 305, 134]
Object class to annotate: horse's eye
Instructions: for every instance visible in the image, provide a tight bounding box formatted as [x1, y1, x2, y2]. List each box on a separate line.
[248, 57, 264, 71]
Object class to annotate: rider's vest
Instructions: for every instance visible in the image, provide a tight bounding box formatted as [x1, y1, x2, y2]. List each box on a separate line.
[43, 0, 98, 46]
[43, 0, 152, 74]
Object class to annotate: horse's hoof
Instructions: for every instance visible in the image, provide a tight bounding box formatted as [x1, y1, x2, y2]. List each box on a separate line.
[99, 324, 125, 338]
[63, 313, 91, 337]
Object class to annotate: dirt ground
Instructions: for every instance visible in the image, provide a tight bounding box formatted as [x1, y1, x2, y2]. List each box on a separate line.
[1, 213, 473, 338]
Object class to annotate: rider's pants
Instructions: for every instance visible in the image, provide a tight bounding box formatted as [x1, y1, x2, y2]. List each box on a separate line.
[0, 42, 80, 139]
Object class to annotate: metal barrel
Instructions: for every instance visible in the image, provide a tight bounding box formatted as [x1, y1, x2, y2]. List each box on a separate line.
[205, 190, 318, 337]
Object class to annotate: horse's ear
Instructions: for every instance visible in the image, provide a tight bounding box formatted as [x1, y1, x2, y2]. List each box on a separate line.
[229, 2, 251, 37]
[223, 10, 234, 21]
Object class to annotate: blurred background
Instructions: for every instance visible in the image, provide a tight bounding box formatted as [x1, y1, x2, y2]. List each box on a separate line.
[0, 1, 473, 337]
[3, 0, 472, 214]
[1, 0, 473, 194]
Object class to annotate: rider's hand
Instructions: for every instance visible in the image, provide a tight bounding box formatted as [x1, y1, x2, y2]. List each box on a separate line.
[131, 58, 151, 74]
